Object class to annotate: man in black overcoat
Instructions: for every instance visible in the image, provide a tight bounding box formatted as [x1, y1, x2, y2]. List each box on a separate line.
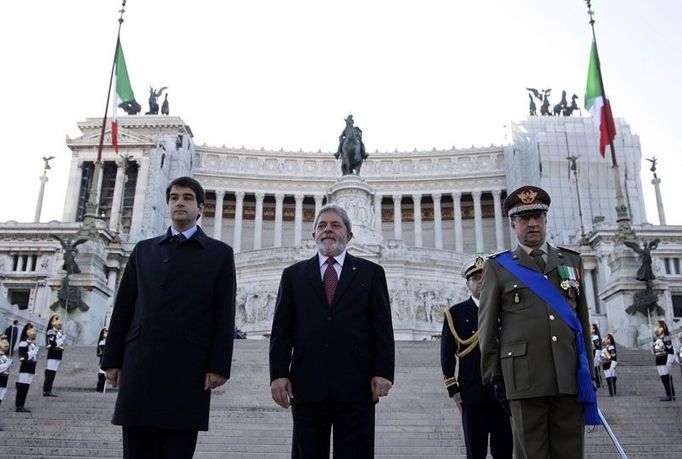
[101, 176, 236, 459]
[269, 203, 395, 458]
[440, 256, 512, 459]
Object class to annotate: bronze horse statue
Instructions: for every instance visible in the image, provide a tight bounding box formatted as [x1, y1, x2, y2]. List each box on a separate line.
[334, 115, 368, 175]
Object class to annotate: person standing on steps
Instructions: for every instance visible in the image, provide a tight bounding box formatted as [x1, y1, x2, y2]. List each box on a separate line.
[441, 256, 513, 459]
[0, 335, 14, 429]
[16, 328, 38, 413]
[96, 327, 108, 393]
[591, 324, 603, 389]
[478, 185, 597, 459]
[269, 204, 395, 459]
[654, 320, 675, 402]
[601, 334, 617, 396]
[3, 320, 19, 356]
[43, 313, 66, 397]
[102, 176, 237, 458]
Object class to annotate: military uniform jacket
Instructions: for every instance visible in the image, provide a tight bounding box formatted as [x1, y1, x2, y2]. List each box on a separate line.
[101, 227, 236, 431]
[478, 245, 593, 400]
[269, 253, 395, 404]
[46, 328, 64, 361]
[602, 344, 617, 370]
[440, 297, 497, 404]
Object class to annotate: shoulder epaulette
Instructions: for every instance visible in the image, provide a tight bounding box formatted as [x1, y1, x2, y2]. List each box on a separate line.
[489, 249, 510, 259]
[557, 245, 581, 255]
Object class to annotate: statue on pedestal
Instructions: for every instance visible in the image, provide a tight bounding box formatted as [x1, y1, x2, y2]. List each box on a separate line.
[624, 239, 664, 316]
[334, 115, 368, 175]
[146, 86, 168, 115]
[51, 235, 88, 275]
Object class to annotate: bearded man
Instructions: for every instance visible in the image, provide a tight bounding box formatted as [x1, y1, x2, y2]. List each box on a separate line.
[269, 203, 395, 458]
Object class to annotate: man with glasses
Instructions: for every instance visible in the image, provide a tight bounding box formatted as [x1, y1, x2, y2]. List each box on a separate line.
[478, 186, 594, 459]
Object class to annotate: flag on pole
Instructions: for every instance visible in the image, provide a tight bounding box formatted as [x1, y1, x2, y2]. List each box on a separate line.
[112, 40, 137, 154]
[584, 39, 616, 158]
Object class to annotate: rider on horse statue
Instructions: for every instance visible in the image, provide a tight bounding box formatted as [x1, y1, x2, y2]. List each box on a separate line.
[335, 115, 368, 175]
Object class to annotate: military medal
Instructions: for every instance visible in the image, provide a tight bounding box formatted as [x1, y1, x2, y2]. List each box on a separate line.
[560, 280, 570, 290]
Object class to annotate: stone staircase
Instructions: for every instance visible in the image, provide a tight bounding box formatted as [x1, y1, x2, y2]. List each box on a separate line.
[0, 341, 680, 458]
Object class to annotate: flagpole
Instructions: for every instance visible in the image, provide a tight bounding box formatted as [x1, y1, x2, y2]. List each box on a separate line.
[82, 0, 128, 239]
[585, 0, 635, 242]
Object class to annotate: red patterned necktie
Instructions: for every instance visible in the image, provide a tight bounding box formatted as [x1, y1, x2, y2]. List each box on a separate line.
[323, 257, 338, 304]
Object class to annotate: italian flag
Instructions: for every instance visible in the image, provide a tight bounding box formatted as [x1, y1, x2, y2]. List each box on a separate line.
[112, 40, 136, 154]
[585, 39, 616, 158]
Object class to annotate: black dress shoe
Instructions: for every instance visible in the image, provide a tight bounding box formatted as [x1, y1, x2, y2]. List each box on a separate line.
[43, 391, 57, 397]
[15, 406, 31, 413]
[660, 396, 673, 401]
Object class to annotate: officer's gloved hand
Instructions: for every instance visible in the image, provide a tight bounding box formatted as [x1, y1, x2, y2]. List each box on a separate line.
[491, 377, 511, 417]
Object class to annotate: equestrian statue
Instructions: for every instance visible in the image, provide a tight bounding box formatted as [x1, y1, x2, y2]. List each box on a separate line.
[335, 115, 368, 175]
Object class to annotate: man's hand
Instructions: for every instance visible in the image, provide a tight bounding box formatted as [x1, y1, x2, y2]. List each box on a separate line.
[371, 376, 393, 401]
[204, 372, 227, 391]
[106, 368, 121, 388]
[491, 378, 511, 417]
[452, 392, 463, 414]
[271, 377, 293, 408]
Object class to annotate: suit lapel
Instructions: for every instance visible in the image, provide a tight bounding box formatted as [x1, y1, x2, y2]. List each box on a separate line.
[545, 245, 563, 275]
[304, 255, 328, 305]
[331, 253, 360, 307]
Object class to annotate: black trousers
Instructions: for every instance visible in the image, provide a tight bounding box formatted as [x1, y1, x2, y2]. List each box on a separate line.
[122, 426, 198, 459]
[461, 401, 513, 459]
[291, 400, 375, 458]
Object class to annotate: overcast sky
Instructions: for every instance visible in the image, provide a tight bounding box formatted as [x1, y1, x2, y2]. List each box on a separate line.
[0, 0, 680, 225]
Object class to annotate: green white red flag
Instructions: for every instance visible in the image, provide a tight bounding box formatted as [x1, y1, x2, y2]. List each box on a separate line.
[584, 39, 616, 158]
[112, 40, 136, 154]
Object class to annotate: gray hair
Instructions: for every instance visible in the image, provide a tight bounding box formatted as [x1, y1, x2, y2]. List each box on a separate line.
[313, 203, 352, 233]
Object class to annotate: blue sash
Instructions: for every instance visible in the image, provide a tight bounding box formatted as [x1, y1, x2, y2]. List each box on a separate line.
[496, 252, 600, 426]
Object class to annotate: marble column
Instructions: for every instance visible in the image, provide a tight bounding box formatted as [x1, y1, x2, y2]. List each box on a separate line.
[274, 193, 284, 247]
[233, 191, 245, 252]
[582, 260, 598, 314]
[253, 192, 265, 250]
[62, 158, 83, 222]
[412, 194, 422, 247]
[130, 156, 150, 238]
[16, 255, 25, 272]
[109, 162, 127, 231]
[294, 194, 304, 245]
[213, 190, 225, 241]
[393, 195, 403, 240]
[107, 267, 118, 292]
[472, 191, 483, 252]
[314, 194, 324, 220]
[374, 194, 383, 236]
[452, 192, 463, 252]
[433, 193, 443, 250]
[492, 189, 505, 251]
[25, 254, 34, 272]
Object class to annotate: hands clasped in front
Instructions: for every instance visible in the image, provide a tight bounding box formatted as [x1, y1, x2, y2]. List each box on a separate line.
[271, 376, 393, 408]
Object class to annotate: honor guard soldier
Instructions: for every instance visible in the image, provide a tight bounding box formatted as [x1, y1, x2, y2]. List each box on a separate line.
[478, 185, 598, 459]
[44, 313, 65, 397]
[654, 320, 675, 401]
[441, 256, 513, 459]
[0, 335, 14, 429]
[590, 324, 603, 389]
[16, 327, 38, 412]
[96, 328, 107, 392]
[601, 334, 617, 396]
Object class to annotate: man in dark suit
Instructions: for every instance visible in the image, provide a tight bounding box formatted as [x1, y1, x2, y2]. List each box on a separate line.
[102, 176, 236, 459]
[441, 256, 512, 459]
[269, 203, 395, 458]
[478, 186, 595, 459]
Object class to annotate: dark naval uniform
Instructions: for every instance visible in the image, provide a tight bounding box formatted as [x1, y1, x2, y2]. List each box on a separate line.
[479, 186, 594, 459]
[441, 294, 513, 458]
[654, 321, 676, 401]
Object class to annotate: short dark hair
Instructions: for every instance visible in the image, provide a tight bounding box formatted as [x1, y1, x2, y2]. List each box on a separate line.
[165, 176, 205, 206]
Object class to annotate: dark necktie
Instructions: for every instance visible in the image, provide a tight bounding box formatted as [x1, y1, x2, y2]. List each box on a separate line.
[530, 249, 546, 273]
[323, 257, 338, 304]
[174, 233, 187, 243]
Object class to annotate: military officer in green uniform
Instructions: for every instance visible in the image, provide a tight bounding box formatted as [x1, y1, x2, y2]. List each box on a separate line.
[478, 185, 595, 459]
